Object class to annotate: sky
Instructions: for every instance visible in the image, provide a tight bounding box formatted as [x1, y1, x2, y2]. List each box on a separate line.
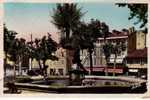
[4, 3, 139, 42]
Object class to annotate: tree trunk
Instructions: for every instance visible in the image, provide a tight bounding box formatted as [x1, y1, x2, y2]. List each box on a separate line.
[13, 62, 16, 81]
[89, 48, 93, 75]
[65, 27, 70, 44]
[66, 50, 72, 74]
[29, 58, 33, 70]
[43, 60, 47, 80]
[74, 48, 86, 72]
[104, 38, 108, 76]
[44, 60, 47, 75]
[105, 58, 108, 76]
[113, 54, 117, 76]
[65, 27, 71, 74]
[4, 52, 7, 77]
[71, 48, 85, 86]
[38, 60, 43, 75]
[18, 56, 22, 75]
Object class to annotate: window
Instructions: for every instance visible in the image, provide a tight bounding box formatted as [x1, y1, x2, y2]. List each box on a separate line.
[58, 68, 64, 75]
[141, 34, 144, 37]
[128, 60, 133, 64]
[93, 56, 97, 66]
[61, 60, 64, 64]
[121, 52, 124, 56]
[141, 59, 146, 65]
[50, 68, 56, 75]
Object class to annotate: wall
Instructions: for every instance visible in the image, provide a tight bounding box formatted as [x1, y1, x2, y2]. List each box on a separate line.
[80, 36, 128, 67]
[30, 48, 67, 76]
[136, 31, 146, 49]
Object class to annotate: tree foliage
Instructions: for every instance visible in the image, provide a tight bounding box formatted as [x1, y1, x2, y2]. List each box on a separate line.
[52, 3, 84, 48]
[117, 3, 148, 29]
[27, 34, 58, 75]
[8, 38, 28, 62]
[52, 3, 110, 74]
[103, 41, 126, 64]
[52, 3, 83, 30]
[4, 24, 58, 76]
[4, 24, 18, 56]
[103, 42, 113, 63]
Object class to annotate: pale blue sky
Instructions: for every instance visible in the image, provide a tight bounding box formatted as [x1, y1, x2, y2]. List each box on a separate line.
[4, 3, 138, 42]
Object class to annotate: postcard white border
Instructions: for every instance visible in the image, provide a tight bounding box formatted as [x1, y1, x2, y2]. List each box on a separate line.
[0, 0, 150, 98]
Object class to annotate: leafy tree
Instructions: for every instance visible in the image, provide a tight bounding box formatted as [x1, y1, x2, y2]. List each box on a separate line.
[103, 41, 126, 76]
[103, 42, 113, 64]
[16, 38, 27, 75]
[4, 24, 18, 76]
[4, 25, 28, 77]
[8, 38, 28, 76]
[72, 19, 109, 75]
[99, 22, 110, 76]
[77, 19, 102, 74]
[4, 25, 18, 62]
[26, 35, 34, 70]
[117, 4, 148, 30]
[28, 34, 58, 77]
[40, 34, 58, 76]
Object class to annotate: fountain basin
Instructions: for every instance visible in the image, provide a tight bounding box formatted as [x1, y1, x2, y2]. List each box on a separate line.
[13, 76, 147, 93]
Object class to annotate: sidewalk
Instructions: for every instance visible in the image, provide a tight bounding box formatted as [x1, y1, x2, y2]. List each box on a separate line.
[21, 90, 50, 94]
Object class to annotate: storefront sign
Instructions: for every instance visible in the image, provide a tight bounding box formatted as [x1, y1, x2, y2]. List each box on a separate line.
[105, 68, 123, 73]
[129, 69, 138, 72]
[85, 67, 124, 74]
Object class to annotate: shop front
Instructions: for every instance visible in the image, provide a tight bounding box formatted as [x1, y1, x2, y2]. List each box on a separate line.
[84, 66, 127, 76]
[128, 68, 147, 79]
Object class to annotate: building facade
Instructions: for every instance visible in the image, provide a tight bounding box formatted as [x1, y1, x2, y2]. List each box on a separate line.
[31, 48, 67, 76]
[128, 29, 146, 51]
[126, 48, 147, 77]
[46, 48, 67, 76]
[80, 30, 129, 75]
[126, 28, 147, 78]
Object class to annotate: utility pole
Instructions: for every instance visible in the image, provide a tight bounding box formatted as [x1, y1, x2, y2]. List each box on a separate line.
[29, 34, 33, 70]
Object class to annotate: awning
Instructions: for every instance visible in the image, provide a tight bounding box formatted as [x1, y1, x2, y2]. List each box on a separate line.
[84, 66, 124, 74]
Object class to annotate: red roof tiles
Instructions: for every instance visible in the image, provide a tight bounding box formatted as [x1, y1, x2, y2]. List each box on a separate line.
[109, 30, 129, 37]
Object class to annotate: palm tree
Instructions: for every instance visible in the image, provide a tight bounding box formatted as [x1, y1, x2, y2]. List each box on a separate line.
[52, 3, 84, 73]
[52, 3, 109, 76]
[52, 3, 84, 44]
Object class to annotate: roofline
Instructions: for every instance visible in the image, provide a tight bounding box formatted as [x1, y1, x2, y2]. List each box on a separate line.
[126, 57, 147, 59]
[98, 36, 128, 40]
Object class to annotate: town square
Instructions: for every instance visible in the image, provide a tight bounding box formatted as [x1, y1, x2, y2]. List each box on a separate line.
[3, 2, 148, 94]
